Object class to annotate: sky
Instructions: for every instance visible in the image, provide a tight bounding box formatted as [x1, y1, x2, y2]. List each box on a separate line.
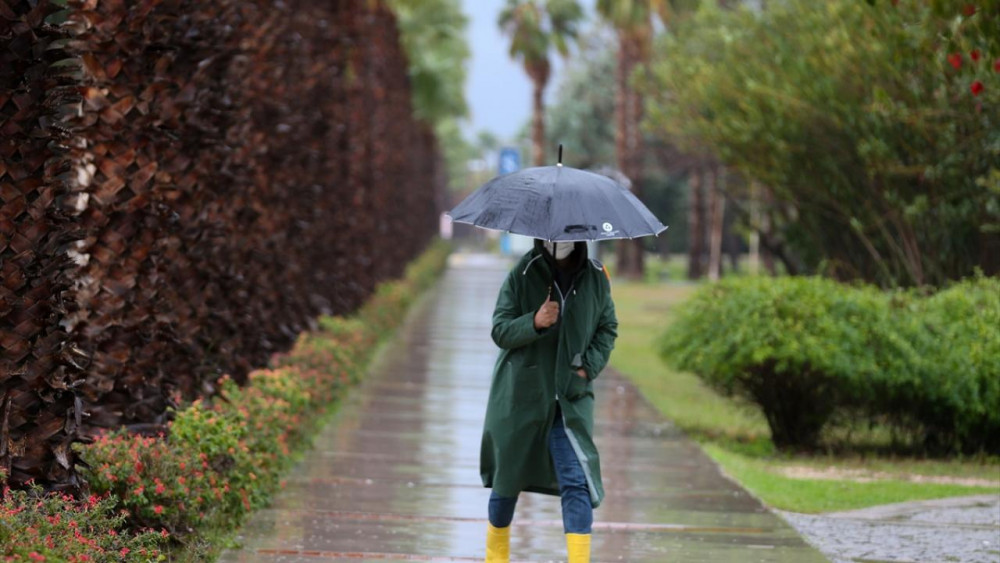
[461, 0, 595, 142]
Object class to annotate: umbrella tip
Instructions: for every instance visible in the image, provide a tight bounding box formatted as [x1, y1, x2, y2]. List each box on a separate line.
[557, 144, 563, 167]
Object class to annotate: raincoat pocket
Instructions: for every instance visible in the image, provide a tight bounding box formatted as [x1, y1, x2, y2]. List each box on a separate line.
[564, 371, 591, 401]
[512, 364, 542, 403]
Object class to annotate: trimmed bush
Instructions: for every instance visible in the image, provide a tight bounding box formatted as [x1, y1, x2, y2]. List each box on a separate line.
[659, 275, 1000, 452]
[912, 279, 1000, 452]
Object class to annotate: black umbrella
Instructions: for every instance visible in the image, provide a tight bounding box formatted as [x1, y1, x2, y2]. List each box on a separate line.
[447, 147, 667, 242]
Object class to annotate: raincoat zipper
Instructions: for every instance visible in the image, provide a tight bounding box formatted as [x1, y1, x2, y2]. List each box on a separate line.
[551, 276, 579, 401]
[545, 261, 601, 506]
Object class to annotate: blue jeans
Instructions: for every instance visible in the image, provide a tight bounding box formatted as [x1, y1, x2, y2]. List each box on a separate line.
[488, 404, 593, 534]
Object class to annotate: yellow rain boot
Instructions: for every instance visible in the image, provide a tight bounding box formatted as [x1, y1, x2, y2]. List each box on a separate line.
[485, 522, 510, 562]
[566, 532, 591, 563]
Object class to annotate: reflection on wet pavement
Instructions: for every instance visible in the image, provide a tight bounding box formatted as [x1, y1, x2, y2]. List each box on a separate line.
[220, 253, 828, 562]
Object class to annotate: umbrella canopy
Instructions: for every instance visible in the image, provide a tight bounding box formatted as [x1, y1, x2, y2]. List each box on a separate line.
[447, 164, 667, 242]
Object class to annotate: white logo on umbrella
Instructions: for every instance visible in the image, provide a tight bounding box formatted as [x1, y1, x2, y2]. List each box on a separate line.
[602, 222, 613, 232]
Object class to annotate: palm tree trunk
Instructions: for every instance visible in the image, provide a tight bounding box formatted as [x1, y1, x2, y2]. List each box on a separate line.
[708, 167, 726, 281]
[531, 80, 546, 166]
[615, 32, 647, 279]
[614, 36, 628, 184]
[624, 35, 645, 278]
[687, 169, 705, 279]
[614, 36, 633, 277]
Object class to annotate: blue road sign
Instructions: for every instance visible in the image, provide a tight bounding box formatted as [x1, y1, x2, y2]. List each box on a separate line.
[498, 147, 521, 175]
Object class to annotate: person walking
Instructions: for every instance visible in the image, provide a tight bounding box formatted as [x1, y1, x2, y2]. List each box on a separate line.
[481, 238, 618, 563]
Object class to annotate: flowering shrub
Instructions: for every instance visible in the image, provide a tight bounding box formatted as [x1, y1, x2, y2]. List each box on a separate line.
[0, 477, 167, 561]
[2, 241, 450, 560]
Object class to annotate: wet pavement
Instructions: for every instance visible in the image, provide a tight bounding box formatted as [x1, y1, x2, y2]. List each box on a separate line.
[220, 253, 827, 562]
[780, 495, 1000, 563]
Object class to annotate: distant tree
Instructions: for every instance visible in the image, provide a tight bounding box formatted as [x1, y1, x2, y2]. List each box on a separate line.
[389, 0, 470, 125]
[596, 0, 670, 278]
[645, 0, 1000, 287]
[545, 26, 618, 169]
[388, 0, 472, 194]
[499, 0, 584, 166]
[476, 130, 501, 154]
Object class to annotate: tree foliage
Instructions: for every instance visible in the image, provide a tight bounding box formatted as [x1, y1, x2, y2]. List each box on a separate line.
[388, 0, 471, 193]
[546, 28, 618, 169]
[388, 0, 470, 126]
[644, 0, 999, 287]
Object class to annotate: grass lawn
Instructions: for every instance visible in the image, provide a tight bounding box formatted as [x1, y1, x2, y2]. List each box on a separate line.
[608, 278, 1000, 514]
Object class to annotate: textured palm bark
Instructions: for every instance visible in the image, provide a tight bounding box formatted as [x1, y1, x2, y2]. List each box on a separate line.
[0, 0, 440, 492]
[614, 32, 646, 279]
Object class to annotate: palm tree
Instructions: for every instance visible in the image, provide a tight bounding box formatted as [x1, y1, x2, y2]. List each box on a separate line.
[499, 0, 583, 166]
[596, 0, 672, 279]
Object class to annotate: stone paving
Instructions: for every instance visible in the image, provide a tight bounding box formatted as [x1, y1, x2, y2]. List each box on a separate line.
[780, 494, 1000, 563]
[220, 253, 827, 562]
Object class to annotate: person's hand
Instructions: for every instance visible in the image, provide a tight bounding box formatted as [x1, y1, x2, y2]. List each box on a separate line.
[575, 368, 587, 379]
[534, 286, 559, 330]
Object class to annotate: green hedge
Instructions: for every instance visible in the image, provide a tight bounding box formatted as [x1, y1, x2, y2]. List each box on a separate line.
[1, 240, 451, 561]
[659, 276, 1000, 453]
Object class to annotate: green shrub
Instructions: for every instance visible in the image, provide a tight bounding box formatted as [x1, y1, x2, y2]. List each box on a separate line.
[0, 476, 167, 561]
[913, 278, 1000, 452]
[659, 277, 880, 448]
[659, 275, 1000, 453]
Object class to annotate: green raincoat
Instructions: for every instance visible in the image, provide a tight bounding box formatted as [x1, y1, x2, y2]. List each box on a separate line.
[480, 240, 618, 508]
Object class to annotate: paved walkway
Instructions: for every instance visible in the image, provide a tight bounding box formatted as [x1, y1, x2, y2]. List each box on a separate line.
[781, 494, 1000, 563]
[221, 253, 827, 562]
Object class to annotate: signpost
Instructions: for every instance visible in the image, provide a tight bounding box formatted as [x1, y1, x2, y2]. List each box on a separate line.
[498, 147, 520, 175]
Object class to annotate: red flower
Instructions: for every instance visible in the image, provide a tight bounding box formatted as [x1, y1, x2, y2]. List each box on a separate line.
[971, 81, 984, 96]
[153, 504, 164, 514]
[962, 4, 976, 16]
[995, 59, 1000, 73]
[948, 53, 963, 70]
[28, 554, 45, 562]
[971, 49, 981, 62]
[120, 548, 130, 557]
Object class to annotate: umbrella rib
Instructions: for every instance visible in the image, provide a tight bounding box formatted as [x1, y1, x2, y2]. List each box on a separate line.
[638, 201, 665, 237]
[615, 185, 666, 238]
[629, 189, 668, 236]
[506, 173, 545, 239]
[596, 180, 634, 239]
[549, 166, 562, 240]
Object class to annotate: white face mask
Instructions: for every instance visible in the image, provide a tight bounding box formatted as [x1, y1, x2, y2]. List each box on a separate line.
[543, 241, 574, 260]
